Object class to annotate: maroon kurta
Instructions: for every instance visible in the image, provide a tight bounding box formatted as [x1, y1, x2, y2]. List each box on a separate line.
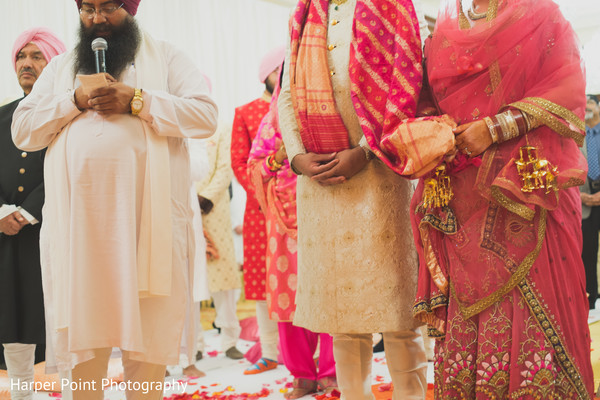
[231, 97, 270, 300]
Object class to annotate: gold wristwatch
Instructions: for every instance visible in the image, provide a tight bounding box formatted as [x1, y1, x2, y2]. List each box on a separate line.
[130, 88, 143, 116]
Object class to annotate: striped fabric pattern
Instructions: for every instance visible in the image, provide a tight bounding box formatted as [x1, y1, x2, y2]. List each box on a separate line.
[289, 0, 423, 157]
[289, 0, 350, 153]
[349, 0, 424, 174]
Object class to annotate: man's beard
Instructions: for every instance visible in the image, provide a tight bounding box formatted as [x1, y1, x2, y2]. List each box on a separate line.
[73, 16, 141, 78]
[586, 111, 594, 121]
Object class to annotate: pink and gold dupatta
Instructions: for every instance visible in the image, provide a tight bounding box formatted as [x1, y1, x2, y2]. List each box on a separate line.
[249, 86, 298, 238]
[289, 0, 441, 170]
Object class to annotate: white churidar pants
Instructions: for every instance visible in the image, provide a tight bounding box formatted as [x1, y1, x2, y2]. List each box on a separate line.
[3, 343, 36, 400]
[255, 300, 279, 361]
[210, 289, 241, 351]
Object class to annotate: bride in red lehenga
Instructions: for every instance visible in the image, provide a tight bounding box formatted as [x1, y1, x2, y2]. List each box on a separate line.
[404, 0, 594, 398]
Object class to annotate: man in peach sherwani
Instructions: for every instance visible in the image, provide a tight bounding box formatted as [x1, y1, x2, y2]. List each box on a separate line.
[11, 1, 217, 399]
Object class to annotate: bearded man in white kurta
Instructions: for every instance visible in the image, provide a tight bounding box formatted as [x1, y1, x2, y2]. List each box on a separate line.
[11, 1, 218, 399]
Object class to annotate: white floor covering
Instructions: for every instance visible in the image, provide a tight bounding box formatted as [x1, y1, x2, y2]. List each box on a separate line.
[21, 329, 434, 399]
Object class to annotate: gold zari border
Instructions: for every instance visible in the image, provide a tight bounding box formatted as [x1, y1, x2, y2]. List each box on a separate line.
[486, 0, 498, 20]
[451, 208, 547, 320]
[458, 12, 470, 30]
[489, 61, 502, 92]
[526, 97, 585, 132]
[518, 280, 591, 400]
[491, 186, 535, 221]
[510, 99, 584, 147]
[418, 218, 451, 296]
[413, 294, 448, 338]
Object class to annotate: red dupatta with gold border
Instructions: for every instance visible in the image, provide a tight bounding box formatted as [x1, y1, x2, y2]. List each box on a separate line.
[410, 0, 592, 396]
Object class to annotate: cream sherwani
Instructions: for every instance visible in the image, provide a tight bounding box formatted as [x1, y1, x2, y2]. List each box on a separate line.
[196, 126, 242, 351]
[196, 125, 240, 293]
[11, 33, 218, 372]
[278, 1, 428, 399]
[279, 0, 420, 336]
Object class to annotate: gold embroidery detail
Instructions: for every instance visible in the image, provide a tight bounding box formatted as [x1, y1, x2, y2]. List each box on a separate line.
[459, 9, 470, 30]
[481, 205, 519, 271]
[518, 280, 592, 400]
[418, 223, 450, 296]
[491, 186, 535, 221]
[476, 146, 497, 197]
[413, 294, 448, 337]
[489, 61, 502, 92]
[486, 0, 498, 20]
[563, 176, 585, 188]
[526, 97, 585, 132]
[504, 214, 535, 247]
[510, 100, 584, 147]
[420, 211, 457, 234]
[451, 208, 547, 319]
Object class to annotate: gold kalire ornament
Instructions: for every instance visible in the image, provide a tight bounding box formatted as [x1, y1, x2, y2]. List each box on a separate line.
[422, 165, 454, 209]
[515, 146, 559, 194]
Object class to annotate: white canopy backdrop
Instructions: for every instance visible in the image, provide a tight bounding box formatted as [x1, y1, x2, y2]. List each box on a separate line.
[0, 0, 292, 122]
[1, 0, 599, 122]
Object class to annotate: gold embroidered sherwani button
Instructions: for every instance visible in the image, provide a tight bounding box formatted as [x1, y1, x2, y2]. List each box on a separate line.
[18, 186, 24, 192]
[21, 152, 27, 158]
[19, 168, 25, 174]
[331, 19, 339, 26]
[328, 44, 336, 51]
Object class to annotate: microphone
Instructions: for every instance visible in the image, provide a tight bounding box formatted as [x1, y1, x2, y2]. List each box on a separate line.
[91, 38, 108, 73]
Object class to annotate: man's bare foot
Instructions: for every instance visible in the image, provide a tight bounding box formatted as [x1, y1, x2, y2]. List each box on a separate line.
[183, 364, 206, 378]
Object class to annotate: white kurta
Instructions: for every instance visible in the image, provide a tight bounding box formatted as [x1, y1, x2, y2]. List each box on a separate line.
[11, 37, 218, 371]
[188, 139, 211, 303]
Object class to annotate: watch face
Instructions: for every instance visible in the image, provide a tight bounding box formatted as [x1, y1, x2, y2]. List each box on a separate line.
[132, 99, 143, 110]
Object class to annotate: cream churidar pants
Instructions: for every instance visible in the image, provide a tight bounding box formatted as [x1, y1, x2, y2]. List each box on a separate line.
[332, 329, 427, 400]
[59, 348, 166, 400]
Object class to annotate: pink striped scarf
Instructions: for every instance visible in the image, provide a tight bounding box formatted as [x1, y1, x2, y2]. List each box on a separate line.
[289, 0, 423, 154]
